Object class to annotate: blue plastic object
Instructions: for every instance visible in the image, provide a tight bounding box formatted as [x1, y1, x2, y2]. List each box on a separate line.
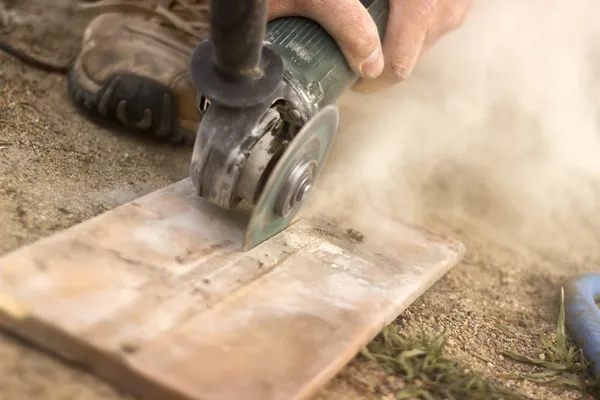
[564, 273, 600, 378]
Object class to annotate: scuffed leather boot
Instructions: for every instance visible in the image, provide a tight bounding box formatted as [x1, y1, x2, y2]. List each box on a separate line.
[69, 1, 210, 144]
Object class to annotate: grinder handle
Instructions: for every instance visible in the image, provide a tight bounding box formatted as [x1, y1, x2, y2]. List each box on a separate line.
[265, 0, 389, 109]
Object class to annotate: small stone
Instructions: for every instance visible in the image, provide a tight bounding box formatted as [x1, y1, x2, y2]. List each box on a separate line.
[120, 341, 140, 354]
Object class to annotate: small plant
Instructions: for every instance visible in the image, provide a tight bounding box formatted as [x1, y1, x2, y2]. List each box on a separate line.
[503, 287, 600, 395]
[361, 325, 523, 399]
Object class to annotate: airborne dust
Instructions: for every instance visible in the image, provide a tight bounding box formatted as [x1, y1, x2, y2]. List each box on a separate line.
[0, 0, 596, 399]
[309, 0, 600, 257]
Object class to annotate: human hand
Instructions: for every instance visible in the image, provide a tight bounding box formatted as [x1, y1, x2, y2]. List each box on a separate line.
[268, 0, 474, 93]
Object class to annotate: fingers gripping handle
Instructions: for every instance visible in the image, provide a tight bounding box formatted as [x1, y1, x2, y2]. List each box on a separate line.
[264, 0, 389, 109]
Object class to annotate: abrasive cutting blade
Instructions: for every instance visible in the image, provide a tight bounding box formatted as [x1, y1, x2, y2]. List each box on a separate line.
[243, 105, 339, 251]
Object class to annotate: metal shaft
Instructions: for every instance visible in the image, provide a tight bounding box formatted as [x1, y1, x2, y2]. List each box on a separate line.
[210, 0, 267, 81]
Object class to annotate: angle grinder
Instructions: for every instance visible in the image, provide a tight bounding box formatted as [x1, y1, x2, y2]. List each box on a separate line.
[189, 0, 389, 251]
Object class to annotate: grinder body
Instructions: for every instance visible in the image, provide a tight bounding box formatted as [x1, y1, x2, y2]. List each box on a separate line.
[198, 0, 389, 125]
[265, 0, 389, 114]
[190, 0, 389, 250]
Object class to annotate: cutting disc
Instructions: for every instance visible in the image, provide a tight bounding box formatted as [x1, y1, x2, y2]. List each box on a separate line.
[243, 105, 340, 251]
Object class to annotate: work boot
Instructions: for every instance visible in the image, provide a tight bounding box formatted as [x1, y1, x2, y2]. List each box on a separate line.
[69, 0, 210, 144]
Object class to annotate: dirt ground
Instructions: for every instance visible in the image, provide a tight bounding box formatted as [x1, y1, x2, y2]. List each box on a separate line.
[1, 1, 599, 399]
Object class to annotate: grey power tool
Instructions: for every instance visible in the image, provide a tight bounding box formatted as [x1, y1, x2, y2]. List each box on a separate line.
[189, 0, 389, 250]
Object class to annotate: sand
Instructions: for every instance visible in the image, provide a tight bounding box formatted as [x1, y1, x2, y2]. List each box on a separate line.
[0, 1, 597, 399]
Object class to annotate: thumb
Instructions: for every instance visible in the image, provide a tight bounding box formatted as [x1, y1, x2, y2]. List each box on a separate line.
[268, 0, 384, 78]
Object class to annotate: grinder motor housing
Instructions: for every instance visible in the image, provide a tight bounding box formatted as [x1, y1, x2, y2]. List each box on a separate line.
[189, 0, 389, 249]
[198, 0, 389, 127]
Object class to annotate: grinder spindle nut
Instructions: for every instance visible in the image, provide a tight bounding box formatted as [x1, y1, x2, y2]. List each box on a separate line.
[275, 160, 317, 218]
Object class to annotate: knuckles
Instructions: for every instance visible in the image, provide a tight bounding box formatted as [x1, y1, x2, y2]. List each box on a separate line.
[388, 54, 415, 81]
[440, 0, 474, 32]
[269, 0, 473, 87]
[405, 0, 438, 24]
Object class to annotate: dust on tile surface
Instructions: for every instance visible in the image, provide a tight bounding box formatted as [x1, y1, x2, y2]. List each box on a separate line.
[1, 1, 598, 399]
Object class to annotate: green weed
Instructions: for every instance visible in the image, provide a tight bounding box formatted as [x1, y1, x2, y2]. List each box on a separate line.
[503, 287, 600, 396]
[361, 325, 523, 399]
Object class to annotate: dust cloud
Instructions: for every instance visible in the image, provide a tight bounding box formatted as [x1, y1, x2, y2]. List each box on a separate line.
[308, 0, 600, 254]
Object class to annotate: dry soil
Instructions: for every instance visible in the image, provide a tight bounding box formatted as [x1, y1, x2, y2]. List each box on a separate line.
[0, 1, 598, 400]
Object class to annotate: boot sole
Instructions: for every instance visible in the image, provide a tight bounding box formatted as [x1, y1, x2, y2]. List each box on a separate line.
[68, 66, 195, 145]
